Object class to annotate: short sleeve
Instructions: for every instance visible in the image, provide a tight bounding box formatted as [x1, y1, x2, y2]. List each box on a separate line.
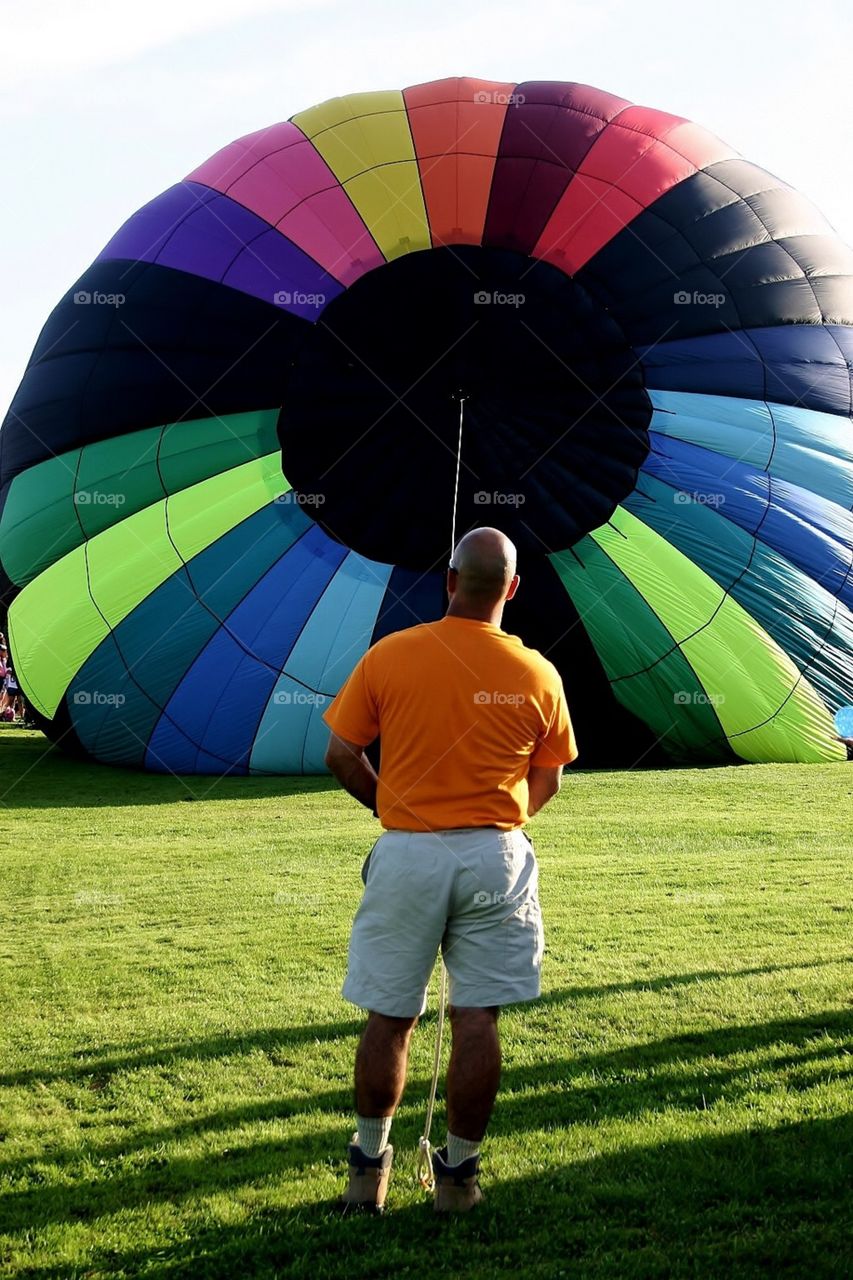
[322, 652, 380, 747]
[530, 679, 577, 766]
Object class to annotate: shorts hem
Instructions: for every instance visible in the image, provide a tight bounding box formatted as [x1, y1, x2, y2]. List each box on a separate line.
[342, 981, 428, 1019]
[447, 983, 541, 1008]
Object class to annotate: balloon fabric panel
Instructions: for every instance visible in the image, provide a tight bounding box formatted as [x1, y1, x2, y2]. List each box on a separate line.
[2, 77, 849, 770]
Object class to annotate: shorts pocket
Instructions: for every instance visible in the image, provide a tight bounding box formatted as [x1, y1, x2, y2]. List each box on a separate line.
[361, 838, 382, 885]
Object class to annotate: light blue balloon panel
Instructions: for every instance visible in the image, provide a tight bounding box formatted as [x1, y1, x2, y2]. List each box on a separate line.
[251, 552, 393, 773]
[834, 706, 853, 738]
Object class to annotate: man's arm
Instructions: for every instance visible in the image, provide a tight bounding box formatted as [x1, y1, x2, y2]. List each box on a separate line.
[527, 764, 563, 817]
[324, 731, 379, 814]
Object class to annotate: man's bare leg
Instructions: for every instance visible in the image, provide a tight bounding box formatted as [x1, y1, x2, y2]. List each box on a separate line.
[338, 1011, 418, 1211]
[427, 1004, 499, 1209]
[446, 1006, 500, 1147]
[353, 1011, 418, 1154]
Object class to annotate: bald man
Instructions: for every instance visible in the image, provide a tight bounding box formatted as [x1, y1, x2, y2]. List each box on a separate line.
[323, 528, 577, 1213]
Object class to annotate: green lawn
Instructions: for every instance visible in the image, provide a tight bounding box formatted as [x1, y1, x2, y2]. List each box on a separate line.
[0, 729, 851, 1279]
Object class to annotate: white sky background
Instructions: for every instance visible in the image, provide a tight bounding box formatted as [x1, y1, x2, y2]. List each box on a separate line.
[2, 0, 852, 413]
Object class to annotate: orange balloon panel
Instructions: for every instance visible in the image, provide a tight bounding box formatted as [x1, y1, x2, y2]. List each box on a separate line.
[405, 77, 517, 245]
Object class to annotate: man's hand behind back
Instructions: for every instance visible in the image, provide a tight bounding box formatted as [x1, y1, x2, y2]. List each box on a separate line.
[527, 764, 563, 817]
[325, 732, 379, 814]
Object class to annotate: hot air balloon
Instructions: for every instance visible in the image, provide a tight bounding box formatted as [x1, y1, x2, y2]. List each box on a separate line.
[2, 77, 851, 772]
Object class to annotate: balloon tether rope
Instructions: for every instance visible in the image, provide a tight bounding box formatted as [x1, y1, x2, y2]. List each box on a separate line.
[417, 960, 448, 1188]
[416, 393, 466, 1191]
[449, 393, 466, 553]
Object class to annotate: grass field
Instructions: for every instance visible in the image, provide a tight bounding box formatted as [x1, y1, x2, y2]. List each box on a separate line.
[0, 728, 851, 1279]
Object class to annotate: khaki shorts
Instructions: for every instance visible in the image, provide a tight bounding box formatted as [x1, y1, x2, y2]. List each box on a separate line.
[342, 826, 544, 1017]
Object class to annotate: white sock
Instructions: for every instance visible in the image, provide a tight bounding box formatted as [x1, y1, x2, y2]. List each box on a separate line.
[355, 1114, 393, 1157]
[446, 1131, 481, 1166]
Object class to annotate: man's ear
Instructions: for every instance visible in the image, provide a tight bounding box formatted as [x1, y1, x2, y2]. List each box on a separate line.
[505, 573, 520, 601]
[446, 567, 458, 597]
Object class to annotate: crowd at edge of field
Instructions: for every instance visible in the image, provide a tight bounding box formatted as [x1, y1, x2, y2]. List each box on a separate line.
[0, 632, 29, 725]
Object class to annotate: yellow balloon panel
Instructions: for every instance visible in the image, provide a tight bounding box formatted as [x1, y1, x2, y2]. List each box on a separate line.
[293, 90, 430, 259]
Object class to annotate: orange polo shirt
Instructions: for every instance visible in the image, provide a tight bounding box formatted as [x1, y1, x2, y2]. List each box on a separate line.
[322, 616, 577, 831]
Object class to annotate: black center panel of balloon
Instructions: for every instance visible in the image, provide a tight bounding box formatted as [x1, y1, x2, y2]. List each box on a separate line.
[279, 247, 651, 570]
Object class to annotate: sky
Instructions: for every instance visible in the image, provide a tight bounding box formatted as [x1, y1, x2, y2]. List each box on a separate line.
[3, 0, 852, 413]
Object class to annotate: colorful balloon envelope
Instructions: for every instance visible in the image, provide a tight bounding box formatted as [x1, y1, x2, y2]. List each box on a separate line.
[2, 77, 852, 772]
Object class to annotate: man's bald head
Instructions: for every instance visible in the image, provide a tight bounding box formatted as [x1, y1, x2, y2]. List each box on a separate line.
[449, 528, 518, 606]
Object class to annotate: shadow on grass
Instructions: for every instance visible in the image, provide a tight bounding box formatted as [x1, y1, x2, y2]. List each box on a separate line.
[0, 733, 339, 809]
[0, 1017, 366, 1088]
[9, 1113, 853, 1280]
[537, 955, 853, 1007]
[1, 1007, 849, 1244]
[2, 957, 848, 1090]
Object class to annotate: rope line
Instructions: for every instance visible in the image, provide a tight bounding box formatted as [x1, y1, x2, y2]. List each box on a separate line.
[416, 960, 448, 1188]
[450, 394, 466, 555]
[417, 394, 465, 1189]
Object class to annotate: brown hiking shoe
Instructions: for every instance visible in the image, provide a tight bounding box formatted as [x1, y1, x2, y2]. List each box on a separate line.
[431, 1146, 484, 1213]
[336, 1137, 393, 1214]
